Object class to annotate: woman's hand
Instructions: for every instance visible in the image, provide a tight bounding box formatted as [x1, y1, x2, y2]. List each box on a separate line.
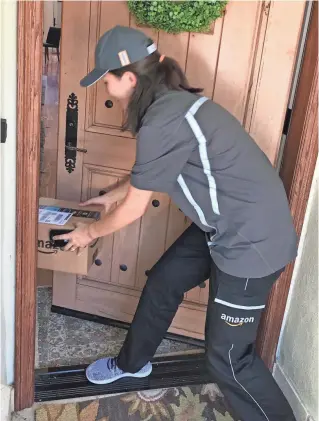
[80, 178, 131, 209]
[57, 185, 152, 255]
[80, 194, 113, 210]
[53, 223, 95, 255]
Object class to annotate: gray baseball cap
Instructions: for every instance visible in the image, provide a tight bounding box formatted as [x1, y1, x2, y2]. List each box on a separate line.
[80, 25, 157, 88]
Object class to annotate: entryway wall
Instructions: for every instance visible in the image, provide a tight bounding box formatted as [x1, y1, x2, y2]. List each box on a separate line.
[0, 0, 17, 388]
[274, 161, 318, 421]
[0, 1, 17, 419]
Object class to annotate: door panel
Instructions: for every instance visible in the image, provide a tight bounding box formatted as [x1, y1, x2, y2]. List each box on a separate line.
[111, 218, 141, 288]
[135, 192, 170, 289]
[185, 19, 223, 98]
[56, 1, 91, 203]
[81, 165, 125, 283]
[54, 1, 305, 339]
[213, 1, 262, 121]
[248, 0, 306, 163]
[94, 3, 129, 128]
[158, 32, 189, 69]
[84, 132, 135, 170]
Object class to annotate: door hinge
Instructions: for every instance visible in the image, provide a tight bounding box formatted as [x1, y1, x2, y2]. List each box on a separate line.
[282, 108, 292, 136]
[1, 118, 7, 143]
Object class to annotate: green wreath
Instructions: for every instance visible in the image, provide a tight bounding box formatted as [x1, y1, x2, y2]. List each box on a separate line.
[128, 1, 227, 34]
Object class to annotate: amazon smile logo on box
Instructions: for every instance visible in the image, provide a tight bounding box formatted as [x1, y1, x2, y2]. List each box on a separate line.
[38, 198, 104, 275]
[38, 239, 59, 254]
[221, 313, 255, 327]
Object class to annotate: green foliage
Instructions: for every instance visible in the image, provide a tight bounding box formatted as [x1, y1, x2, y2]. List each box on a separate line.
[128, 1, 227, 34]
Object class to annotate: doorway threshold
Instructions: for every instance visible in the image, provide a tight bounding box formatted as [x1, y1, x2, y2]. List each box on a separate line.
[35, 353, 209, 402]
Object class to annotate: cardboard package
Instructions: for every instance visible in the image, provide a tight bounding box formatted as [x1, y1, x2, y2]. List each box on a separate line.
[37, 198, 103, 275]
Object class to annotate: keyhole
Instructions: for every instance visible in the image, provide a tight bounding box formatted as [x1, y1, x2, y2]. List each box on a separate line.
[120, 264, 128, 272]
[105, 100, 113, 108]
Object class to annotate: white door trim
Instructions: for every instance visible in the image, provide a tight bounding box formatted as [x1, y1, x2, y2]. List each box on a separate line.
[0, 0, 17, 386]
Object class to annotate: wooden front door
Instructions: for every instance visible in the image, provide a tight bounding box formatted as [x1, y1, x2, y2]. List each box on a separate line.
[53, 1, 305, 339]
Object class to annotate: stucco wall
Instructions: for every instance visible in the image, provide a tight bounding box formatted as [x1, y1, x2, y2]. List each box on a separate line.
[275, 159, 318, 421]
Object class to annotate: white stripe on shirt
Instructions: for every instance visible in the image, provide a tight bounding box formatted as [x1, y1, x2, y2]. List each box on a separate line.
[185, 101, 220, 215]
[177, 174, 212, 228]
[178, 97, 220, 226]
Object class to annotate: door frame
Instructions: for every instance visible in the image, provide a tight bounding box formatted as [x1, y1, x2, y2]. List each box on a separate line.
[14, 1, 318, 411]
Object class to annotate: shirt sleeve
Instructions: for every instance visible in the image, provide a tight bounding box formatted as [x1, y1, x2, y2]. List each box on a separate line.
[131, 124, 194, 192]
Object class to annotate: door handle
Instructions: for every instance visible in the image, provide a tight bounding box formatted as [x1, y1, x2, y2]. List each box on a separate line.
[65, 145, 87, 153]
[65, 92, 79, 173]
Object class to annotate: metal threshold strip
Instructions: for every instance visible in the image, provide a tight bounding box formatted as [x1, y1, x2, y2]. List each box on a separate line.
[35, 353, 209, 402]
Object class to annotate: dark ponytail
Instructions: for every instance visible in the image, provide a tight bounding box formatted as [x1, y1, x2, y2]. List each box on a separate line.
[110, 41, 202, 136]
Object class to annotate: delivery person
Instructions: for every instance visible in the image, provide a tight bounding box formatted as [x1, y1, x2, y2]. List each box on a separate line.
[54, 26, 298, 421]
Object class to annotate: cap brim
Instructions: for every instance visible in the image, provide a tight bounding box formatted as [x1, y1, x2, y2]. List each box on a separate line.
[80, 68, 109, 88]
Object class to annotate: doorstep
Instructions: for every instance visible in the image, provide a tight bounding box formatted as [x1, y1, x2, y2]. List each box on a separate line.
[35, 353, 209, 403]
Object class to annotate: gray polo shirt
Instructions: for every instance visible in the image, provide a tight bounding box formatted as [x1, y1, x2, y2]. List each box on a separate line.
[131, 90, 297, 278]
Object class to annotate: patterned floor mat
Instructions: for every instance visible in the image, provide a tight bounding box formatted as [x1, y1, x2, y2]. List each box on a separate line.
[35, 384, 238, 421]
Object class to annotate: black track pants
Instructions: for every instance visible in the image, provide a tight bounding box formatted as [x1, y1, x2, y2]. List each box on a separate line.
[117, 224, 296, 421]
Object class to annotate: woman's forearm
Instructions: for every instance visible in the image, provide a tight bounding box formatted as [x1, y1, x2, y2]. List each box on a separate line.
[105, 176, 130, 203]
[89, 202, 142, 239]
[89, 186, 150, 239]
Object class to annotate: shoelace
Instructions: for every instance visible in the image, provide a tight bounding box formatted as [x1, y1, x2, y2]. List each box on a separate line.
[107, 357, 119, 372]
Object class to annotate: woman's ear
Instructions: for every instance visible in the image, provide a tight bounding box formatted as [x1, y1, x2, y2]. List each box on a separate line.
[124, 71, 137, 88]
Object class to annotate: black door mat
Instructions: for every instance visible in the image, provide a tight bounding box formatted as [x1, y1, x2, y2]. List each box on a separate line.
[35, 353, 210, 402]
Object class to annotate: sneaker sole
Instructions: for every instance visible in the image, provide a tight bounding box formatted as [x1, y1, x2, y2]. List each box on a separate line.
[86, 365, 153, 385]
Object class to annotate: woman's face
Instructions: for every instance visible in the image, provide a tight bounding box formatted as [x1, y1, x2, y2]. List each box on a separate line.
[103, 72, 136, 102]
